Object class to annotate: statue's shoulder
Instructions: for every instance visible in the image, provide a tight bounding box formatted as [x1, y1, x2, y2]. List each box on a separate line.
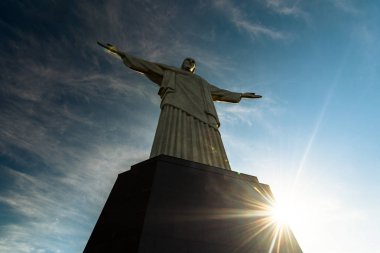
[156, 63, 182, 74]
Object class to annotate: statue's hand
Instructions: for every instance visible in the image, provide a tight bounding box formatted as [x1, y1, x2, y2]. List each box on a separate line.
[97, 41, 126, 59]
[241, 92, 262, 99]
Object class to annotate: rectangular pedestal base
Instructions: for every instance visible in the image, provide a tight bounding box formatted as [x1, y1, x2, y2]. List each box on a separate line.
[84, 155, 302, 252]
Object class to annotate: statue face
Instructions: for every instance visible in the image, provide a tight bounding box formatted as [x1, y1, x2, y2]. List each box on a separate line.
[181, 58, 196, 73]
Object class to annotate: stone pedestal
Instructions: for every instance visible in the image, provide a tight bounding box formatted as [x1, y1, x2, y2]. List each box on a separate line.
[84, 155, 302, 252]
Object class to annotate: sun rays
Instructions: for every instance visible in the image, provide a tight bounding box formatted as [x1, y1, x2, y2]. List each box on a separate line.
[235, 183, 302, 253]
[169, 181, 302, 253]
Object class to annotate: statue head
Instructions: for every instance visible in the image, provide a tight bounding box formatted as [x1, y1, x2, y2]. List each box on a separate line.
[181, 58, 196, 73]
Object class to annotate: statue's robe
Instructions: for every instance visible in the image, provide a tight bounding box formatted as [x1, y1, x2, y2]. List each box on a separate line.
[122, 54, 243, 170]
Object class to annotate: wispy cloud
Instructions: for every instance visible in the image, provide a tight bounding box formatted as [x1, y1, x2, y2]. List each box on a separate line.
[0, 166, 88, 252]
[328, 0, 361, 15]
[0, 140, 148, 252]
[212, 0, 287, 40]
[217, 95, 283, 133]
[265, 0, 309, 20]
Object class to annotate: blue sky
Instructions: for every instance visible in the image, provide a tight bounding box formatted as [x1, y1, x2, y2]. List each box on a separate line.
[1, 0, 379, 252]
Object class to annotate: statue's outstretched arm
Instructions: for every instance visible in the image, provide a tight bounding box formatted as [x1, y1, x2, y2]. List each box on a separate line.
[97, 41, 165, 78]
[209, 84, 262, 103]
[241, 92, 262, 99]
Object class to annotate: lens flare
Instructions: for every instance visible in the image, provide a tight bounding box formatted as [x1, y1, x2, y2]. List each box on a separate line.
[270, 199, 296, 226]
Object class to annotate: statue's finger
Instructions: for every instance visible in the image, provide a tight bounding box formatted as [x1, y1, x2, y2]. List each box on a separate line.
[97, 41, 107, 48]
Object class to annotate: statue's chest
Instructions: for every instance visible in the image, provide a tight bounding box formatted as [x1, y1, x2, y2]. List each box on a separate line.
[175, 74, 205, 95]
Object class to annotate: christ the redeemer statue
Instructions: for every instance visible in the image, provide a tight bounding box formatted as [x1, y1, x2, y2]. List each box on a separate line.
[98, 42, 261, 170]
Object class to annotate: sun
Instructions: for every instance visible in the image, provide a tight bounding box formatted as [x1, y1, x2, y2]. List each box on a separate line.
[270, 198, 297, 226]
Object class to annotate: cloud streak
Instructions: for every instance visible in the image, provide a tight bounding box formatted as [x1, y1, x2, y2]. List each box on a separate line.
[0, 140, 148, 252]
[212, 0, 287, 40]
[329, 0, 361, 15]
[264, 0, 309, 20]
